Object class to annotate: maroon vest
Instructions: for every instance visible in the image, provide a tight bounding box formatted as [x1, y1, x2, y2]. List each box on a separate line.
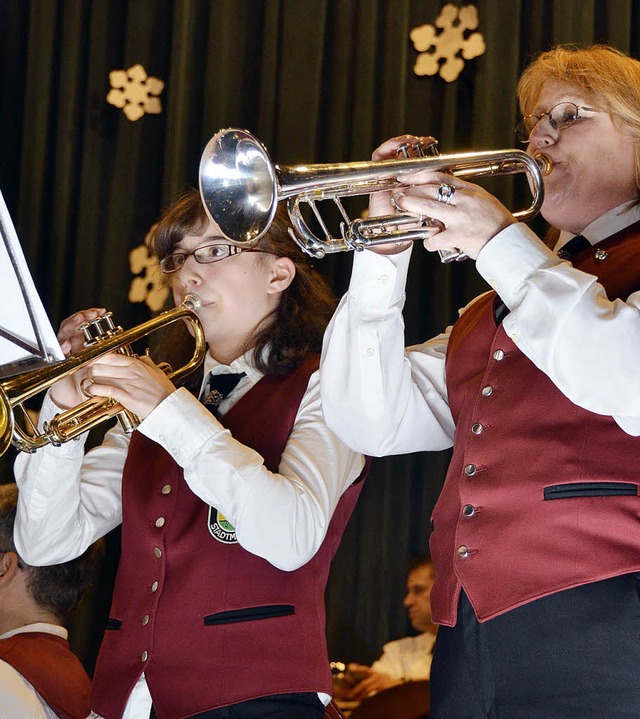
[0, 631, 91, 719]
[91, 355, 366, 719]
[431, 225, 640, 626]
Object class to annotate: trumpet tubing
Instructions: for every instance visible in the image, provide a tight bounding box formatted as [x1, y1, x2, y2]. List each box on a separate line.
[0, 294, 205, 456]
[199, 128, 550, 259]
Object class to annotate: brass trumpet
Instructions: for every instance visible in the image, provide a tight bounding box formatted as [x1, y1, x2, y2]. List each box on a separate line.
[199, 128, 551, 260]
[0, 294, 205, 456]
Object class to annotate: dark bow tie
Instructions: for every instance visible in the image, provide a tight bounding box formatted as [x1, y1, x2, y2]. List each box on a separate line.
[557, 234, 591, 260]
[201, 372, 246, 412]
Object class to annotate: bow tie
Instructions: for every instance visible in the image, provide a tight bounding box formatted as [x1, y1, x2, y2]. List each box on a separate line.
[557, 234, 591, 260]
[201, 372, 246, 411]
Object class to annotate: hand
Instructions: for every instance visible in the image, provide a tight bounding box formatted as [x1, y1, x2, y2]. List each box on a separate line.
[50, 308, 106, 409]
[366, 134, 437, 255]
[80, 353, 177, 420]
[390, 170, 516, 260]
[344, 664, 401, 701]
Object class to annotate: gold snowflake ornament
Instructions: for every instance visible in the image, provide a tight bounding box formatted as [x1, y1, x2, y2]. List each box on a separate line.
[107, 64, 164, 121]
[129, 225, 170, 312]
[411, 4, 485, 83]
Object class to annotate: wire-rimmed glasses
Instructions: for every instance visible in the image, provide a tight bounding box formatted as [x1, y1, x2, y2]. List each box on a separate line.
[514, 102, 602, 144]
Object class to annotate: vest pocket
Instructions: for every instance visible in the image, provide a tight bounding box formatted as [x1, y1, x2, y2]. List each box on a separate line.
[106, 618, 123, 630]
[544, 481, 638, 500]
[203, 604, 294, 626]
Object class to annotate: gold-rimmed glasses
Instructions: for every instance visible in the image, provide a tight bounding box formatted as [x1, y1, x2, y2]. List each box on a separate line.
[515, 102, 602, 143]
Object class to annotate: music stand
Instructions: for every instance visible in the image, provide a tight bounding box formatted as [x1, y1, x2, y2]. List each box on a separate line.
[0, 191, 64, 379]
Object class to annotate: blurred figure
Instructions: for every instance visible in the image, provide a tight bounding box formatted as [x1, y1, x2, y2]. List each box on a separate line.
[0, 482, 102, 719]
[345, 556, 436, 701]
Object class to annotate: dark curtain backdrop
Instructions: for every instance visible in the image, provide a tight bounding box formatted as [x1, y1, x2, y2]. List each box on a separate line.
[0, 0, 638, 674]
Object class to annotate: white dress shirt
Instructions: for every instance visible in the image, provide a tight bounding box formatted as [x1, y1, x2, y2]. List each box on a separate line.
[370, 632, 436, 681]
[14, 351, 364, 718]
[0, 623, 74, 719]
[320, 202, 640, 456]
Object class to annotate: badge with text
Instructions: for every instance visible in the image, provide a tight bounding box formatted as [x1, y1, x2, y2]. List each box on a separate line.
[208, 506, 238, 544]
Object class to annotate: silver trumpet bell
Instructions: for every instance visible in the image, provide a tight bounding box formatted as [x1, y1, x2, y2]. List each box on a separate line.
[199, 128, 551, 261]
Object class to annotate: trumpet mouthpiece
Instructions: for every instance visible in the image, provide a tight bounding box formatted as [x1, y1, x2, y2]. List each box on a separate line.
[183, 294, 201, 311]
[535, 153, 553, 176]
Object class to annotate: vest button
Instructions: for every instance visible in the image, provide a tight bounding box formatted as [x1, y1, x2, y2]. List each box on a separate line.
[462, 504, 475, 517]
[151, 581, 159, 593]
[141, 650, 148, 662]
[155, 517, 165, 528]
[464, 464, 477, 476]
[142, 614, 150, 626]
[471, 423, 484, 435]
[493, 349, 505, 361]
[458, 545, 469, 558]
[481, 385, 493, 396]
[154, 547, 162, 558]
[161, 484, 172, 495]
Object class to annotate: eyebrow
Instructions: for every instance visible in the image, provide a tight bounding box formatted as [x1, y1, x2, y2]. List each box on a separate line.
[173, 237, 226, 251]
[531, 98, 589, 114]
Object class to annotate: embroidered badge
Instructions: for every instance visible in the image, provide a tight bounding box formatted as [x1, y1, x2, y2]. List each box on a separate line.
[208, 507, 238, 544]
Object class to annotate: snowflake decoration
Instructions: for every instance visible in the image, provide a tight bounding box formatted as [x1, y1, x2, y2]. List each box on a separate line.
[106, 64, 164, 121]
[128, 224, 170, 312]
[410, 4, 485, 83]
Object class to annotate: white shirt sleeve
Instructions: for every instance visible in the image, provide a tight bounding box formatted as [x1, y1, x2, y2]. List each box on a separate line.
[477, 223, 640, 435]
[15, 373, 364, 572]
[370, 635, 433, 680]
[139, 373, 364, 571]
[14, 394, 126, 565]
[320, 248, 455, 457]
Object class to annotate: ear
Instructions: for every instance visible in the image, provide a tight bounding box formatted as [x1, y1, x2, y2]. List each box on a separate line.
[0, 551, 20, 585]
[266, 256, 296, 295]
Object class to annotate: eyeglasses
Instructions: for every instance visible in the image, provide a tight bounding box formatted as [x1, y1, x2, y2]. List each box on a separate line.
[514, 101, 602, 143]
[159, 243, 268, 274]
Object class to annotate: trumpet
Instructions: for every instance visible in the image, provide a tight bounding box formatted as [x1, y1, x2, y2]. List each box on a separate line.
[199, 128, 551, 260]
[0, 294, 205, 456]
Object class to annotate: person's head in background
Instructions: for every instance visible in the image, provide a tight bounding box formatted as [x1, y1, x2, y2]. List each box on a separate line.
[403, 554, 436, 635]
[0, 483, 103, 632]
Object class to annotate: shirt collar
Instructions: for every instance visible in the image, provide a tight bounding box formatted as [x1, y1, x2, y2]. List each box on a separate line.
[555, 200, 640, 251]
[199, 349, 264, 396]
[0, 623, 67, 641]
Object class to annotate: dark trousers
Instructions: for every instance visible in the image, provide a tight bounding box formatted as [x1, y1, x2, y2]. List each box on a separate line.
[150, 693, 325, 719]
[430, 574, 640, 718]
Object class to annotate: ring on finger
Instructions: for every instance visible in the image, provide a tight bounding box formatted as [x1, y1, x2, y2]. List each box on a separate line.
[436, 183, 456, 204]
[80, 377, 94, 398]
[390, 192, 404, 213]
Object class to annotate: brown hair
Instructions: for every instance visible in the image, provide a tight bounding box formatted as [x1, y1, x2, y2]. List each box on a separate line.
[150, 188, 337, 379]
[0, 483, 103, 624]
[517, 44, 640, 194]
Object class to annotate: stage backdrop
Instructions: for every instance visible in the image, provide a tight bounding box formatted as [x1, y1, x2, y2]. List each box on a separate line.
[0, 0, 637, 672]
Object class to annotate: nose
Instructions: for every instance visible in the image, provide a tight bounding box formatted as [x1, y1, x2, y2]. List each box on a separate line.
[176, 254, 205, 285]
[527, 115, 559, 149]
[403, 592, 413, 608]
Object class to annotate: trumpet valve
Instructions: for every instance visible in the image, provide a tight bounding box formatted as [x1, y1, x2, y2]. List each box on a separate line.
[79, 312, 121, 345]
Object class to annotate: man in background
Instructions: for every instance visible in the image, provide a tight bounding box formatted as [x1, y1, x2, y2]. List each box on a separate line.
[0, 482, 102, 718]
[345, 555, 436, 701]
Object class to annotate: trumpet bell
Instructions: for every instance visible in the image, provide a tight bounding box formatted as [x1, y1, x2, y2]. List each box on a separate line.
[199, 129, 277, 245]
